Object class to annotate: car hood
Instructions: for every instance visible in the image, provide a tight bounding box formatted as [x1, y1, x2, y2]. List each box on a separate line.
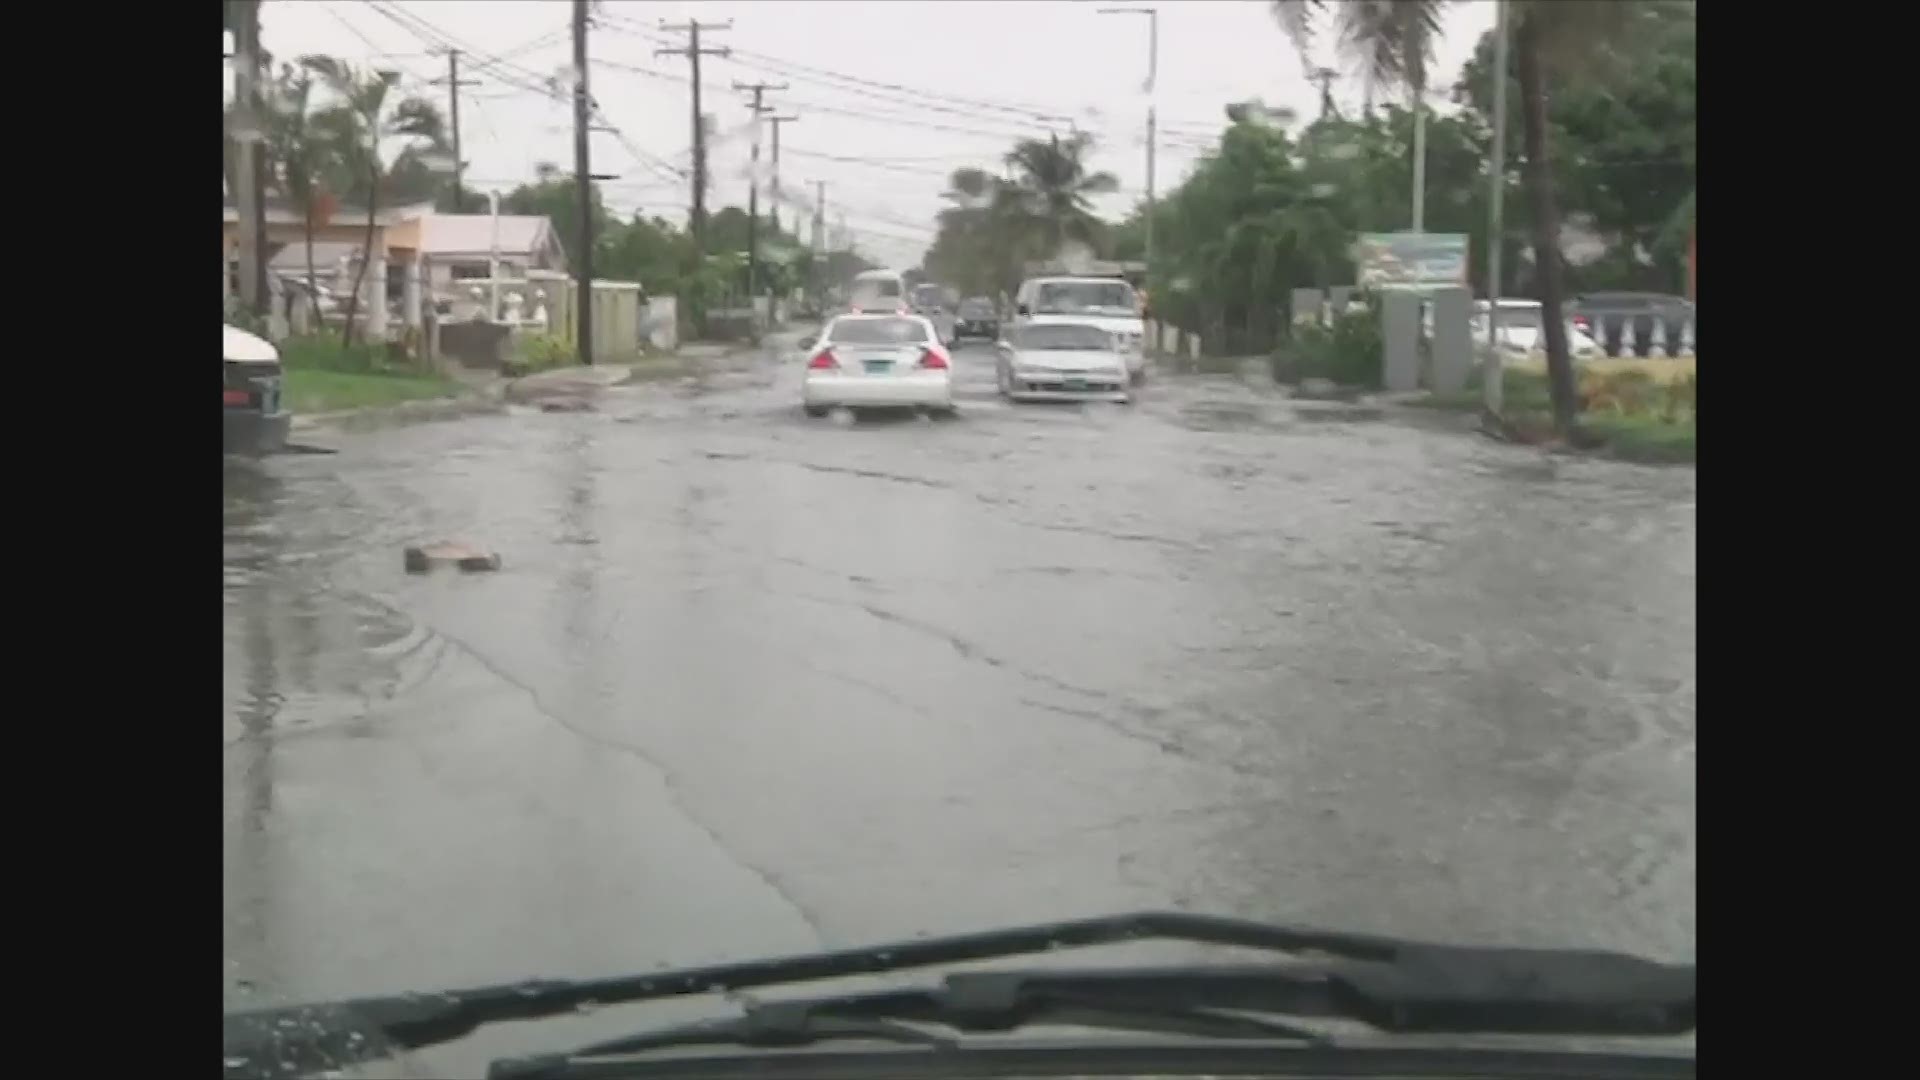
[1011, 349, 1129, 373]
[225, 324, 280, 363]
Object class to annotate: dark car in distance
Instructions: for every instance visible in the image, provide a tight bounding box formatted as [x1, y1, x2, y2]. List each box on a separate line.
[954, 296, 1000, 341]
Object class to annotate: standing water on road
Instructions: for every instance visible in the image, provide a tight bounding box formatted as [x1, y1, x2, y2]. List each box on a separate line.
[225, 4, 1694, 1075]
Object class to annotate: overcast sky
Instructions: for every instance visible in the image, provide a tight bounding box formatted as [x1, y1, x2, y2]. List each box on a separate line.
[249, 0, 1497, 269]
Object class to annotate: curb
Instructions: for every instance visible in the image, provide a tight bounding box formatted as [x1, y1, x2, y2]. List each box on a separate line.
[291, 391, 505, 432]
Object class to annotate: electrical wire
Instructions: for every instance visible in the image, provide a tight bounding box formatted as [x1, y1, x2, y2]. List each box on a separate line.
[598, 12, 1073, 126]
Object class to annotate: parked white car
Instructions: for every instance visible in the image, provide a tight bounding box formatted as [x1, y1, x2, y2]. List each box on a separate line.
[995, 322, 1132, 404]
[1469, 300, 1602, 357]
[801, 314, 955, 418]
[224, 324, 291, 455]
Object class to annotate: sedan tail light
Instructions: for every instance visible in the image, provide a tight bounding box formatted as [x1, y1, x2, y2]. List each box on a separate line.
[919, 348, 949, 370]
[807, 349, 838, 370]
[223, 388, 251, 406]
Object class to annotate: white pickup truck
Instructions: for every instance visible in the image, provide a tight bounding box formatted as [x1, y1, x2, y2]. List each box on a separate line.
[1012, 276, 1149, 384]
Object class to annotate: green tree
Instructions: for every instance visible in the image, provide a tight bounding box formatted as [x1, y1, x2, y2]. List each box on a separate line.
[1276, 0, 1674, 438]
[1272, 0, 1446, 231]
[502, 162, 615, 264]
[1455, 0, 1694, 295]
[300, 58, 447, 345]
[1002, 133, 1120, 256]
[261, 63, 340, 317]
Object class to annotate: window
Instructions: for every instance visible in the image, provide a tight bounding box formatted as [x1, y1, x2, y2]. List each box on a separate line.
[828, 317, 929, 345]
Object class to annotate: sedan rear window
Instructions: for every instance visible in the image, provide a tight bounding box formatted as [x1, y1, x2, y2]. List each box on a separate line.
[1014, 324, 1113, 350]
[828, 317, 929, 345]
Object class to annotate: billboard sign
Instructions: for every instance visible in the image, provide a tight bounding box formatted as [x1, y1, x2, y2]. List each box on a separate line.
[1354, 232, 1470, 291]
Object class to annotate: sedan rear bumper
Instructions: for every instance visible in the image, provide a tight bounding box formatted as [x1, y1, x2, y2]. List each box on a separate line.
[1009, 387, 1130, 404]
[224, 408, 292, 455]
[804, 372, 953, 409]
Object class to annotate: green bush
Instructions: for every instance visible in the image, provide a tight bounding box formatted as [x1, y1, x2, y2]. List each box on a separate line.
[1285, 307, 1382, 387]
[504, 332, 574, 376]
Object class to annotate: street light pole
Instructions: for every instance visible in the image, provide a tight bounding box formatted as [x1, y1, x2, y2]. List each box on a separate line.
[1097, 7, 1158, 315]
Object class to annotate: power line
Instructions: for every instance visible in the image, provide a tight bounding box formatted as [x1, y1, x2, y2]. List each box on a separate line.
[319, 1, 433, 80]
[779, 147, 952, 178]
[599, 12, 1072, 127]
[364, 1, 564, 101]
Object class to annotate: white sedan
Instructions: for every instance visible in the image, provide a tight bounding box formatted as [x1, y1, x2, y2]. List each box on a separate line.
[801, 313, 955, 418]
[994, 322, 1132, 404]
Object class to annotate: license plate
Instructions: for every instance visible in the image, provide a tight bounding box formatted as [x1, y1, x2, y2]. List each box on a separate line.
[864, 360, 892, 374]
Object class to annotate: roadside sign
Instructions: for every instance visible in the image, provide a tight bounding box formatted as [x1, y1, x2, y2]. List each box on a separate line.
[1354, 232, 1470, 291]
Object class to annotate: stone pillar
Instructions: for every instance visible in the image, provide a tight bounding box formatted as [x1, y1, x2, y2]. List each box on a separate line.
[368, 256, 389, 340]
[403, 258, 422, 331]
[1381, 289, 1422, 392]
[1327, 286, 1353, 318]
[1429, 286, 1472, 394]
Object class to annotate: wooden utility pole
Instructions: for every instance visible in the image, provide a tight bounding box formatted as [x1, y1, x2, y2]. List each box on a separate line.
[231, 0, 264, 316]
[572, 0, 594, 365]
[811, 181, 826, 310]
[657, 20, 731, 256]
[734, 81, 785, 318]
[765, 114, 799, 234]
[435, 50, 482, 211]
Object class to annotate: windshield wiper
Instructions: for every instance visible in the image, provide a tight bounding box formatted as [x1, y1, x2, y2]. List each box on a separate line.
[224, 911, 1694, 1079]
[488, 972, 1335, 1079]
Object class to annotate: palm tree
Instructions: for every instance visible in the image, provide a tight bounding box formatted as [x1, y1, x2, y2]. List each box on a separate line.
[939, 166, 1028, 296]
[261, 63, 339, 326]
[299, 57, 447, 346]
[1272, 1, 1446, 232]
[1000, 133, 1120, 258]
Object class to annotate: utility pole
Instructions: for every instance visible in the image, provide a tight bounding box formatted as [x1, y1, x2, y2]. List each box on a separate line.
[735, 80, 786, 323]
[811, 180, 826, 308]
[657, 19, 731, 256]
[1311, 67, 1339, 122]
[571, 0, 594, 365]
[434, 50, 482, 211]
[765, 114, 799, 234]
[232, 0, 263, 317]
[1483, 0, 1511, 415]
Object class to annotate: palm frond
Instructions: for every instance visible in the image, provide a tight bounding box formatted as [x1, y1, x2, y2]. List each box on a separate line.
[390, 97, 448, 145]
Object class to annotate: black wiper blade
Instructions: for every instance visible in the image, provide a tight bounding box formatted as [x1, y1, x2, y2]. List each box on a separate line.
[223, 911, 1693, 1077]
[492, 976, 1335, 1079]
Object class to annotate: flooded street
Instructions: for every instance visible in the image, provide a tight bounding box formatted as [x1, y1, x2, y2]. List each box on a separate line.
[224, 337, 1695, 1068]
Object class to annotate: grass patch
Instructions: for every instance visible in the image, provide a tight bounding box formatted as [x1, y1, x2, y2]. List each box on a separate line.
[1407, 367, 1695, 463]
[1585, 412, 1697, 464]
[284, 368, 461, 414]
[275, 333, 462, 414]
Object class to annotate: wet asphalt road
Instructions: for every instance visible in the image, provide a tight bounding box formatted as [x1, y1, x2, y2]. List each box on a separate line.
[224, 336, 1694, 1072]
